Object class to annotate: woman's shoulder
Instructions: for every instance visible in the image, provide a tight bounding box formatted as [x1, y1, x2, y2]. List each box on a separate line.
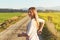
[28, 19, 34, 25]
[31, 18, 35, 22]
[38, 18, 45, 23]
[27, 19, 34, 28]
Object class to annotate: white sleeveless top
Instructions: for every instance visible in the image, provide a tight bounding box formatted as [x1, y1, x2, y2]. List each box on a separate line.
[26, 18, 45, 40]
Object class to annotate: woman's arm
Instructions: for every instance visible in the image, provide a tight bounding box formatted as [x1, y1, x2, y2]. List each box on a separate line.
[38, 22, 45, 31]
[18, 32, 29, 37]
[18, 32, 29, 40]
[38, 19, 45, 34]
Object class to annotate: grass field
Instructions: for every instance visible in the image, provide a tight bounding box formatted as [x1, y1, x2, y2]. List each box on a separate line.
[0, 12, 26, 32]
[0, 12, 26, 23]
[38, 12, 60, 31]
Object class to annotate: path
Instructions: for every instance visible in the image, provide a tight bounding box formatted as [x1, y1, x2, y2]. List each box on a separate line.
[0, 16, 30, 40]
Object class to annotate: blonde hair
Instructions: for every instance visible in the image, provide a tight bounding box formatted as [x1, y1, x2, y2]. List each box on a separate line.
[28, 7, 39, 29]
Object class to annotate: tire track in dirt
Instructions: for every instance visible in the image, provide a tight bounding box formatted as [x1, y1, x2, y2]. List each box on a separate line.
[0, 16, 30, 40]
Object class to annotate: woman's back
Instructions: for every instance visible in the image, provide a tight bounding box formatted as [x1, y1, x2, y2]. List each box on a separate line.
[26, 18, 37, 35]
[26, 18, 45, 40]
[27, 18, 45, 34]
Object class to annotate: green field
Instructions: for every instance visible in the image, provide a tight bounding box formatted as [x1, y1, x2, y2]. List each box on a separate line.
[0, 12, 26, 32]
[38, 12, 60, 31]
[0, 12, 26, 23]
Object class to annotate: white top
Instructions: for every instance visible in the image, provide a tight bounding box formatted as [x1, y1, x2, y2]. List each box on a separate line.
[26, 18, 45, 40]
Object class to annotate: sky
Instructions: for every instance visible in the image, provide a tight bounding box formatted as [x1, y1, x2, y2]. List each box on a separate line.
[0, 0, 60, 9]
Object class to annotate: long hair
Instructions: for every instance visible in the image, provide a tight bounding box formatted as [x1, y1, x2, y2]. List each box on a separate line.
[28, 7, 39, 29]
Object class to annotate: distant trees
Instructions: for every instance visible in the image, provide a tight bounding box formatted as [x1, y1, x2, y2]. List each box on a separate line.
[0, 9, 60, 13]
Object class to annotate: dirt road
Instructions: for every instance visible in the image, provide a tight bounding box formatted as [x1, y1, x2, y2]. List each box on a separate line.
[0, 16, 30, 40]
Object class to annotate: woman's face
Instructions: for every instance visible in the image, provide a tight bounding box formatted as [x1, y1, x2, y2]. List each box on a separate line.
[28, 9, 37, 18]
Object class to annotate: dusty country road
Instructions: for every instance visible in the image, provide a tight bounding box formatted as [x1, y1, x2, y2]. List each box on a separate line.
[0, 16, 30, 40]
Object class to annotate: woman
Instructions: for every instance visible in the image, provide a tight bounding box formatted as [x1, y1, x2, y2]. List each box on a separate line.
[18, 7, 45, 40]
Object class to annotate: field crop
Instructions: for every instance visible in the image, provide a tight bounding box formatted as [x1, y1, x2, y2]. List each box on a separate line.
[0, 12, 26, 32]
[38, 12, 60, 31]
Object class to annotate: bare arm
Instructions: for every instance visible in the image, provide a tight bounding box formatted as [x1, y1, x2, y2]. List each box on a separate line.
[39, 22, 45, 31]
[38, 19, 45, 34]
[18, 32, 29, 37]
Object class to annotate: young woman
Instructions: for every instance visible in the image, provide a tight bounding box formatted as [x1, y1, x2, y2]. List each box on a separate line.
[18, 7, 45, 40]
